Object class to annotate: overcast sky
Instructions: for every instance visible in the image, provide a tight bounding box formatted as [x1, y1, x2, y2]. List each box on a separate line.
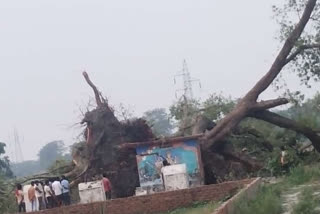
[0, 0, 317, 161]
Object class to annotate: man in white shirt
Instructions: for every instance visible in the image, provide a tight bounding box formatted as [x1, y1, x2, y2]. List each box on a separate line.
[51, 177, 63, 207]
[44, 180, 54, 208]
[35, 181, 44, 211]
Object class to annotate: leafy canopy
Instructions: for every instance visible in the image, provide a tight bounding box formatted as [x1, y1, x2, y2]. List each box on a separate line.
[0, 142, 12, 178]
[273, 0, 320, 87]
[143, 108, 174, 136]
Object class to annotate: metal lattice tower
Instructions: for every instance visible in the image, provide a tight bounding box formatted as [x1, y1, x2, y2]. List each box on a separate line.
[13, 128, 24, 163]
[182, 59, 194, 100]
[174, 59, 200, 101]
[174, 60, 201, 132]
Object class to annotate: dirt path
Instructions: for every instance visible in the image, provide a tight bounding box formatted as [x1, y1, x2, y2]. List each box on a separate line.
[281, 184, 320, 214]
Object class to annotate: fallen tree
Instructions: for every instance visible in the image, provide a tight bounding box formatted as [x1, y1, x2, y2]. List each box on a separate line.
[60, 0, 320, 194]
[202, 0, 320, 152]
[13, 0, 320, 199]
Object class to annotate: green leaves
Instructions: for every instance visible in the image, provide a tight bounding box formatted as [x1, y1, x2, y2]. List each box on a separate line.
[38, 140, 66, 169]
[143, 108, 174, 137]
[202, 93, 235, 121]
[0, 143, 13, 178]
[273, 0, 320, 87]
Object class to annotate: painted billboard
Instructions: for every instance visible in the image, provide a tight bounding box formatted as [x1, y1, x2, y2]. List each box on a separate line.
[136, 139, 203, 192]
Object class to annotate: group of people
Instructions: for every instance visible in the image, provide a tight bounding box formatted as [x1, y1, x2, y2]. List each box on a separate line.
[15, 174, 112, 213]
[15, 176, 70, 212]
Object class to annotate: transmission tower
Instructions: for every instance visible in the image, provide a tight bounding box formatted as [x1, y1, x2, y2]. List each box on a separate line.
[174, 59, 201, 100]
[13, 128, 24, 163]
[174, 60, 201, 132]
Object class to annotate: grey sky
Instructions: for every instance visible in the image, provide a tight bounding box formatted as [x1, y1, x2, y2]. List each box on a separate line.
[0, 0, 316, 161]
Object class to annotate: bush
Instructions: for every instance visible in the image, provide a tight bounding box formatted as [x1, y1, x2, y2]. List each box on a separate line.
[266, 147, 301, 176]
[0, 177, 17, 213]
[286, 165, 320, 185]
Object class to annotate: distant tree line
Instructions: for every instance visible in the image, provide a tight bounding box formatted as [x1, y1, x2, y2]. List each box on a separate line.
[11, 140, 71, 178]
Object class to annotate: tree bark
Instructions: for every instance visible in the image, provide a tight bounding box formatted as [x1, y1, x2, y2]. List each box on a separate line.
[82, 71, 103, 107]
[202, 0, 317, 149]
[250, 110, 320, 152]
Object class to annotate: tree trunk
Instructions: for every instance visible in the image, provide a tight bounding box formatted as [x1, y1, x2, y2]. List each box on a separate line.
[202, 0, 318, 150]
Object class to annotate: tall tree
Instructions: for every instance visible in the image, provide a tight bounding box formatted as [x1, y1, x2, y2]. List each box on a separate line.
[38, 140, 65, 169]
[143, 108, 174, 136]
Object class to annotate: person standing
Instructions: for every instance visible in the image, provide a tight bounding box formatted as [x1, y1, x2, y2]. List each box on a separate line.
[44, 180, 54, 209]
[51, 177, 63, 207]
[28, 182, 36, 212]
[35, 181, 45, 210]
[102, 173, 112, 200]
[15, 184, 26, 213]
[280, 146, 287, 166]
[61, 176, 71, 205]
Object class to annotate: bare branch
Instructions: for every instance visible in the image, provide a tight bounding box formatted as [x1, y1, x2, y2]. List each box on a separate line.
[285, 43, 320, 65]
[254, 98, 289, 110]
[82, 71, 103, 107]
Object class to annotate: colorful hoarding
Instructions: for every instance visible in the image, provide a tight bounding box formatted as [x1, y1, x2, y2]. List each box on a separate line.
[136, 139, 203, 192]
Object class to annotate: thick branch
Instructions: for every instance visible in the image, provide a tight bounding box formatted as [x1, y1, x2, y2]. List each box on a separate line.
[245, 0, 317, 101]
[254, 98, 289, 110]
[250, 110, 320, 152]
[285, 43, 320, 65]
[82, 71, 103, 107]
[203, 0, 317, 149]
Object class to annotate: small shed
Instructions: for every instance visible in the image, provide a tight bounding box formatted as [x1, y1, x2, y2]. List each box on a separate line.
[121, 134, 205, 194]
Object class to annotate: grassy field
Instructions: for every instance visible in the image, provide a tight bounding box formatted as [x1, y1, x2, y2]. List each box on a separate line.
[160, 165, 320, 214]
[160, 201, 220, 214]
[234, 165, 320, 214]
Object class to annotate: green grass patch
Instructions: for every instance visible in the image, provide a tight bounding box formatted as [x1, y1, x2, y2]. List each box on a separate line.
[234, 183, 283, 214]
[234, 165, 320, 214]
[292, 187, 320, 214]
[160, 201, 220, 214]
[162, 165, 320, 214]
[286, 165, 320, 186]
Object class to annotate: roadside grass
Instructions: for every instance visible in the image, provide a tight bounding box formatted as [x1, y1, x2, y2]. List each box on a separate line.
[292, 187, 320, 214]
[161, 165, 320, 214]
[286, 165, 320, 186]
[234, 165, 320, 214]
[161, 201, 220, 214]
[234, 183, 283, 214]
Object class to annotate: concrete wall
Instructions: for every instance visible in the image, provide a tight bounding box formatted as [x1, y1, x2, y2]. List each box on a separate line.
[24, 179, 254, 214]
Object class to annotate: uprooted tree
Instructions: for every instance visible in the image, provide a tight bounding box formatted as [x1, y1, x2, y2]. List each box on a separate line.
[13, 0, 320, 199]
[67, 0, 319, 196]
